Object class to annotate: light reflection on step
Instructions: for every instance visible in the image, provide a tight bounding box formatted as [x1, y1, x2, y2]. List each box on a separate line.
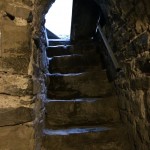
[48, 54, 82, 59]
[45, 98, 102, 103]
[50, 54, 82, 58]
[47, 72, 84, 76]
[47, 45, 72, 48]
[43, 127, 110, 136]
[47, 58, 53, 61]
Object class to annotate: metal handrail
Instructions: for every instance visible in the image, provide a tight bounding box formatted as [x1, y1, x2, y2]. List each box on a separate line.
[97, 24, 121, 72]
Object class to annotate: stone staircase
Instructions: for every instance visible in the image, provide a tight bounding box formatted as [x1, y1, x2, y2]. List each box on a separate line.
[42, 42, 131, 150]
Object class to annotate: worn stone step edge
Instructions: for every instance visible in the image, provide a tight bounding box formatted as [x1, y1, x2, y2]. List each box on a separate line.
[42, 124, 131, 150]
[43, 123, 126, 136]
[43, 126, 111, 136]
[49, 54, 82, 58]
[47, 72, 84, 77]
[44, 98, 103, 103]
[47, 69, 107, 77]
[47, 45, 72, 49]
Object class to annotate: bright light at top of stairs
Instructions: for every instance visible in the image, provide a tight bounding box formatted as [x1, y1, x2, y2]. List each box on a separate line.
[45, 0, 73, 40]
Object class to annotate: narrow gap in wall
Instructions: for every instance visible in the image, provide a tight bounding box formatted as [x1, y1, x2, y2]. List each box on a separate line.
[45, 0, 73, 40]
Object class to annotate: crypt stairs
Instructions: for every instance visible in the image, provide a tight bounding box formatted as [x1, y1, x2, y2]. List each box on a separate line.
[42, 41, 131, 150]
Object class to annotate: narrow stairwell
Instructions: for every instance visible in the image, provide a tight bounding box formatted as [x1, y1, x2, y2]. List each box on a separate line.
[42, 41, 131, 150]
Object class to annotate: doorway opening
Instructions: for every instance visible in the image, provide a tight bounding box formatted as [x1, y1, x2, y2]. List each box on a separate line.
[45, 0, 73, 40]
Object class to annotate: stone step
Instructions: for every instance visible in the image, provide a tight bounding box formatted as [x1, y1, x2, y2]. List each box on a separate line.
[46, 45, 73, 57]
[47, 90, 80, 99]
[48, 54, 102, 74]
[47, 71, 112, 98]
[72, 41, 98, 53]
[46, 43, 98, 58]
[0, 95, 34, 126]
[48, 40, 71, 46]
[45, 97, 120, 128]
[42, 125, 131, 150]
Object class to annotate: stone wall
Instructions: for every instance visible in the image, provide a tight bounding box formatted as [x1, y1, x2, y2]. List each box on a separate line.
[0, 0, 35, 149]
[1, 0, 150, 149]
[0, 0, 53, 149]
[95, 0, 150, 149]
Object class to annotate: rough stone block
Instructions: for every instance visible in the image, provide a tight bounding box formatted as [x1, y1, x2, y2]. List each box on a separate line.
[0, 21, 31, 74]
[136, 119, 149, 143]
[14, 0, 33, 7]
[147, 89, 150, 116]
[2, 21, 31, 56]
[131, 90, 146, 119]
[0, 57, 30, 74]
[0, 0, 12, 10]
[137, 58, 150, 75]
[0, 74, 33, 96]
[0, 95, 34, 126]
[130, 77, 150, 90]
[5, 3, 31, 19]
[127, 32, 149, 58]
[0, 2, 4, 10]
[120, 1, 134, 16]
[0, 123, 34, 150]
